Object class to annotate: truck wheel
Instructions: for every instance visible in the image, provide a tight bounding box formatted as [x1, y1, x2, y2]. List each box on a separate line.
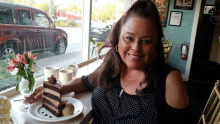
[54, 37, 67, 55]
[1, 42, 18, 61]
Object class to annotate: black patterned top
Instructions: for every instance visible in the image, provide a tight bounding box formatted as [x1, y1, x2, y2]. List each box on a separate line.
[82, 64, 192, 124]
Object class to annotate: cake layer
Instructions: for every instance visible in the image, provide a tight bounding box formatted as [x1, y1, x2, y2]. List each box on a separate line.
[43, 103, 61, 117]
[43, 92, 61, 102]
[43, 81, 61, 92]
[44, 88, 60, 98]
[43, 96, 61, 109]
[43, 78, 62, 117]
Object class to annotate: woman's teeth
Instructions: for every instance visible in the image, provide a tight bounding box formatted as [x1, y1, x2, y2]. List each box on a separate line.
[128, 54, 140, 58]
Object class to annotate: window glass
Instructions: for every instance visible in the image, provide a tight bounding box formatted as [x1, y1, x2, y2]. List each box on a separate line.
[0, 7, 14, 24]
[18, 10, 31, 25]
[0, 0, 84, 92]
[89, 0, 125, 58]
[34, 12, 50, 27]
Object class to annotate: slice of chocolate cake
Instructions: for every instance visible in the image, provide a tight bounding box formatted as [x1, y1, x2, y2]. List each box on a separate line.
[42, 75, 62, 117]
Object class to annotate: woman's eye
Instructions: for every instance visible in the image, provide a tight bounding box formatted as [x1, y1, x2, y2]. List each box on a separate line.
[126, 37, 133, 41]
[142, 39, 151, 44]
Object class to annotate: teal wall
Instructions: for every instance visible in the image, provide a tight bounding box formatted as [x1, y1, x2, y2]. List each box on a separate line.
[163, 0, 197, 74]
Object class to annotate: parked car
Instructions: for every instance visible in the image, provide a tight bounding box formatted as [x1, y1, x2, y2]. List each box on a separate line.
[0, 1, 68, 60]
[90, 25, 110, 42]
[90, 29, 110, 42]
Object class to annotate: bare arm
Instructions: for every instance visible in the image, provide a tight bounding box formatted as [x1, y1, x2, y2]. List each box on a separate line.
[61, 77, 88, 95]
[165, 70, 189, 109]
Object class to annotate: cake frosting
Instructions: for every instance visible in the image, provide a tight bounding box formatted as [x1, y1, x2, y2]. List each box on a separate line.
[0, 96, 11, 124]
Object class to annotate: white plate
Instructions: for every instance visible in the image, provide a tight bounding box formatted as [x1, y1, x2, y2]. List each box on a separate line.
[27, 97, 84, 122]
[10, 111, 25, 124]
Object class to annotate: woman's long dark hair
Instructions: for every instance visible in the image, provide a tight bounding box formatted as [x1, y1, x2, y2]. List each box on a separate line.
[89, 0, 165, 96]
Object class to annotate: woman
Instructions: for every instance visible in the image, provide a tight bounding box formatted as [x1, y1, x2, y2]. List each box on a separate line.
[28, 0, 191, 123]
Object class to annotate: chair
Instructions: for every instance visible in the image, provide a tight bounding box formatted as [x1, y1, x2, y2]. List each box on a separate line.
[164, 43, 173, 63]
[198, 80, 220, 124]
[162, 39, 170, 47]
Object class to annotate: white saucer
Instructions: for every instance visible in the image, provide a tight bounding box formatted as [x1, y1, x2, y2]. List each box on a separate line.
[27, 97, 84, 122]
[10, 111, 25, 124]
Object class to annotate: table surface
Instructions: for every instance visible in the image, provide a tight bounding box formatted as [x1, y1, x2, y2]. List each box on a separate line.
[8, 60, 103, 124]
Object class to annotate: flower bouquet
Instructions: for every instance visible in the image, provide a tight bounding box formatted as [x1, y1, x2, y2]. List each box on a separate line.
[7, 51, 40, 112]
[6, 51, 40, 91]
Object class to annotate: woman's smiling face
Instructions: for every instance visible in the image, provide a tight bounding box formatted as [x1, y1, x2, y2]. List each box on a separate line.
[118, 16, 157, 70]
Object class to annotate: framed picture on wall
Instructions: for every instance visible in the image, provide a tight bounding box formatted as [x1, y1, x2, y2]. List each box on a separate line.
[169, 11, 183, 26]
[154, 0, 170, 27]
[174, 0, 194, 10]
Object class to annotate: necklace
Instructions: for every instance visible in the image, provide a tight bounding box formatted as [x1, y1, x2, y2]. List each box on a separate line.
[119, 72, 142, 97]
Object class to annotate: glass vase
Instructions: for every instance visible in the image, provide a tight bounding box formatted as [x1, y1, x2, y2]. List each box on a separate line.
[19, 77, 36, 112]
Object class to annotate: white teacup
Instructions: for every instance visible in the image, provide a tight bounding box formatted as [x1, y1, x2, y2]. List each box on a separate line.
[65, 64, 79, 78]
[59, 69, 73, 85]
[44, 67, 59, 81]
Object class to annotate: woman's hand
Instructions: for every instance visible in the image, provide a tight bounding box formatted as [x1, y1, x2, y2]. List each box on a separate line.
[23, 86, 43, 104]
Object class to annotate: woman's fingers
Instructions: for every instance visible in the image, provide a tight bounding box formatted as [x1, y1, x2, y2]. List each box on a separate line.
[29, 91, 43, 104]
[23, 86, 43, 104]
[34, 91, 43, 100]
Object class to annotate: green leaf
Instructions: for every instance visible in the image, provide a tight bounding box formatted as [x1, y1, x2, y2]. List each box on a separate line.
[16, 83, 19, 91]
[28, 73, 35, 91]
[17, 70, 26, 76]
[24, 54, 30, 64]
[16, 75, 22, 91]
[17, 63, 21, 68]
[96, 42, 103, 47]
[23, 75, 28, 80]
[90, 38, 95, 45]
[92, 46, 95, 55]
[28, 58, 33, 70]
[8, 54, 14, 60]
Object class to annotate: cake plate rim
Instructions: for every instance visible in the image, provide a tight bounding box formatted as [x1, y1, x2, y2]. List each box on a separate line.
[27, 97, 84, 122]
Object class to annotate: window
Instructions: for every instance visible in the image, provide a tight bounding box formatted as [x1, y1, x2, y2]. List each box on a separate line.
[0, 0, 132, 93]
[89, 0, 125, 58]
[0, 7, 14, 24]
[18, 10, 31, 25]
[34, 13, 50, 27]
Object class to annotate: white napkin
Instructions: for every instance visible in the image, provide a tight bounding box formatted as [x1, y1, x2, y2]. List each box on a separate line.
[62, 92, 75, 98]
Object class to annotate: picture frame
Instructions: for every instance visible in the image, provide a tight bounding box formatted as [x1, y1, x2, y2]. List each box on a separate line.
[174, 0, 194, 10]
[154, 0, 170, 27]
[169, 11, 183, 26]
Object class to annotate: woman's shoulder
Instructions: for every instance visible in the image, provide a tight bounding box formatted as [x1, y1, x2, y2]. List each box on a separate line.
[165, 67, 189, 109]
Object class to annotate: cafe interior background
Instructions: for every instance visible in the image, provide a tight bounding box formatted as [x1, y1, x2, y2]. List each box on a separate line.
[0, 0, 220, 123]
